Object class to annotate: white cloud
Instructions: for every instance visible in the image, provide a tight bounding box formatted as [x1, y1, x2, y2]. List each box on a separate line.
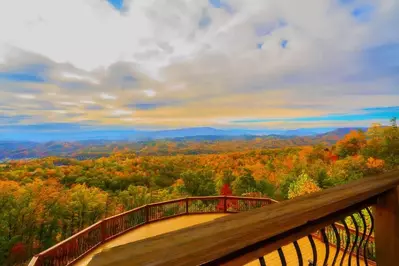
[59, 101, 78, 106]
[143, 89, 156, 97]
[1, 0, 398, 129]
[16, 94, 36, 99]
[121, 117, 134, 122]
[61, 72, 100, 84]
[0, 0, 370, 77]
[53, 110, 67, 114]
[120, 117, 143, 122]
[169, 84, 186, 91]
[0, 0, 396, 81]
[100, 93, 117, 100]
[110, 109, 134, 116]
[80, 100, 96, 104]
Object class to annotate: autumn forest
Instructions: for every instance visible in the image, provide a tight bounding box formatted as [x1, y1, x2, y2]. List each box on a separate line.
[1, 120, 398, 265]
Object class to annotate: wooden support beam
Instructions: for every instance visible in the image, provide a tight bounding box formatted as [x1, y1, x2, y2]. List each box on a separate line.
[374, 186, 399, 266]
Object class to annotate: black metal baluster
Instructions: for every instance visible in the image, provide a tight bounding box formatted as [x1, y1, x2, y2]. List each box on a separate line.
[259, 256, 266, 266]
[357, 210, 367, 266]
[363, 207, 374, 265]
[308, 234, 317, 266]
[277, 248, 287, 266]
[331, 223, 341, 266]
[321, 228, 330, 266]
[293, 240, 304, 266]
[340, 220, 351, 266]
[348, 215, 359, 266]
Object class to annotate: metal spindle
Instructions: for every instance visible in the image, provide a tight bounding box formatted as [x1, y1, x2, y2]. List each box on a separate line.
[357, 210, 367, 266]
[348, 215, 359, 266]
[308, 234, 317, 266]
[364, 207, 374, 265]
[331, 223, 341, 266]
[259, 256, 266, 266]
[277, 248, 287, 266]
[321, 228, 330, 266]
[340, 219, 351, 266]
[293, 240, 304, 266]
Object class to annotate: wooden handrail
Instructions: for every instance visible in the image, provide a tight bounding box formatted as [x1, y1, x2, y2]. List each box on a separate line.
[36, 220, 103, 256]
[103, 206, 145, 221]
[88, 171, 399, 266]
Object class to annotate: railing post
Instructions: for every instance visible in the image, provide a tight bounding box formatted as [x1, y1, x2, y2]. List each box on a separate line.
[224, 196, 227, 213]
[374, 186, 399, 266]
[186, 198, 189, 214]
[100, 220, 107, 243]
[145, 205, 149, 223]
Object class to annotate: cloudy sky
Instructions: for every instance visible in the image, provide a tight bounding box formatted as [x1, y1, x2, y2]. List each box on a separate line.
[0, 0, 398, 137]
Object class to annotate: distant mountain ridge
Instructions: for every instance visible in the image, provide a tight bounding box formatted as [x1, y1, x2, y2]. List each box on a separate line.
[0, 126, 336, 142]
[0, 127, 366, 160]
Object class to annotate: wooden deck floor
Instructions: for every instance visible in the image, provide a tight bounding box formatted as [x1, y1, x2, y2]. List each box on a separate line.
[80, 214, 367, 266]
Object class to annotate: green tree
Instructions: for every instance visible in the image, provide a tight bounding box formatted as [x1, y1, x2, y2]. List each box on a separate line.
[256, 179, 275, 197]
[222, 169, 236, 185]
[118, 185, 152, 210]
[328, 156, 366, 185]
[278, 174, 296, 200]
[66, 184, 108, 230]
[288, 173, 321, 199]
[380, 117, 399, 167]
[180, 169, 216, 196]
[232, 169, 257, 195]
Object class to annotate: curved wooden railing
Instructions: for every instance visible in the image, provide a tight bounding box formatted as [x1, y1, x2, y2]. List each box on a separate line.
[28, 196, 278, 266]
[87, 171, 399, 266]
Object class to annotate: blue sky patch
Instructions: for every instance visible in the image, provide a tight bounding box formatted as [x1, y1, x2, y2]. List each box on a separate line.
[209, 0, 221, 8]
[338, 0, 356, 5]
[135, 103, 158, 110]
[122, 75, 136, 82]
[0, 114, 31, 124]
[255, 19, 287, 37]
[209, 0, 234, 14]
[351, 5, 374, 22]
[199, 10, 212, 28]
[0, 64, 48, 83]
[232, 106, 399, 123]
[108, 0, 123, 10]
[281, 39, 288, 48]
[84, 105, 105, 111]
[0, 72, 45, 83]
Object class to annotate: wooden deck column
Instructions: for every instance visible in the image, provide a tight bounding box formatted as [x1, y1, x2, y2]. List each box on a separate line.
[374, 186, 399, 266]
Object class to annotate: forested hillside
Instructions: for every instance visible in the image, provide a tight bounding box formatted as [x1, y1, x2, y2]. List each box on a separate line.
[0, 121, 398, 265]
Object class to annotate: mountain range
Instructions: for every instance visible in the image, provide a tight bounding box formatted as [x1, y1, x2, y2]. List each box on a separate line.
[0, 127, 366, 160]
[0, 126, 336, 142]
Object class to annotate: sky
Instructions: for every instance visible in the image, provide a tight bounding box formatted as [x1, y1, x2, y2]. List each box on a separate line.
[0, 0, 398, 139]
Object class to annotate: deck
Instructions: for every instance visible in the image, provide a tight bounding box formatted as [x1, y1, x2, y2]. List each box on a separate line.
[82, 214, 367, 266]
[30, 172, 399, 266]
[78, 214, 228, 266]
